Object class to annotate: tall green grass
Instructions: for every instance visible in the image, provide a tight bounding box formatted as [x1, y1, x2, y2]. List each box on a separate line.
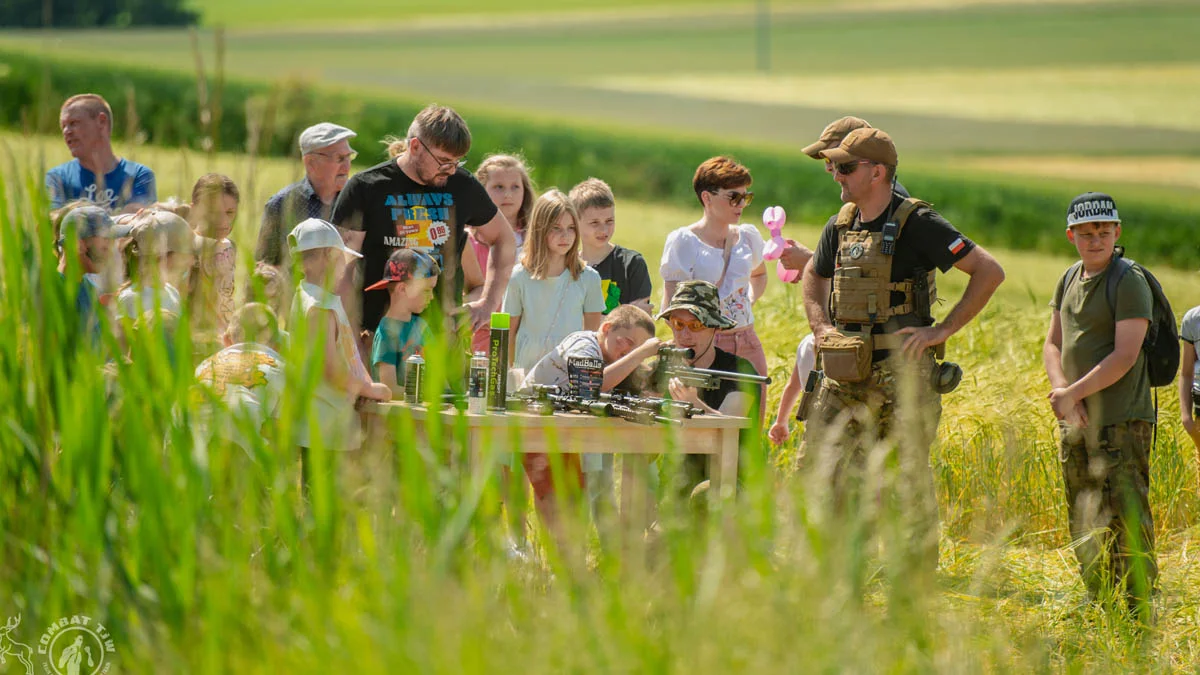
[6, 133, 1200, 671]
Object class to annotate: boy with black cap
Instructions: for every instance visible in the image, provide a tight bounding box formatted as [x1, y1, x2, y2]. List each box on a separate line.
[1043, 191, 1157, 616]
[366, 248, 441, 396]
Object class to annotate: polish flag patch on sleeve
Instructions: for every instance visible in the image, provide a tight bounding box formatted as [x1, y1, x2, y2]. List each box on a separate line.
[948, 237, 966, 255]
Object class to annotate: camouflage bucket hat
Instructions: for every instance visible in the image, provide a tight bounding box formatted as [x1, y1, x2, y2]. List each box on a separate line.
[656, 280, 736, 329]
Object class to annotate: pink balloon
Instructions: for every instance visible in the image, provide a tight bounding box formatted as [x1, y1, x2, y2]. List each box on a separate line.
[777, 260, 799, 283]
[762, 205, 787, 261]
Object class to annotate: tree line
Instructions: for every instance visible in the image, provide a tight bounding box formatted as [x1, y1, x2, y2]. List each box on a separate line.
[0, 0, 197, 28]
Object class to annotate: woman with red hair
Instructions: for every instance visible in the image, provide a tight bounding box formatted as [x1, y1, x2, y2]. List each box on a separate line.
[660, 156, 769, 379]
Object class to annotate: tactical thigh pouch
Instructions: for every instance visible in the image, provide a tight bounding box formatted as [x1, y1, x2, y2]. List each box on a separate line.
[819, 332, 873, 383]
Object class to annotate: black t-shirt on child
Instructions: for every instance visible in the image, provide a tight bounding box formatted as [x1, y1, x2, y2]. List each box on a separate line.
[592, 244, 652, 314]
[332, 160, 498, 332]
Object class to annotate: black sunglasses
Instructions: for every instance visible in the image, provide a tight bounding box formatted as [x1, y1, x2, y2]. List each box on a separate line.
[833, 160, 873, 176]
[708, 189, 754, 208]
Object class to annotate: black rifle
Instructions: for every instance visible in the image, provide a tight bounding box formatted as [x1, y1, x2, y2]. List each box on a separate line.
[507, 385, 681, 425]
[648, 344, 772, 392]
[507, 385, 613, 417]
[600, 391, 702, 419]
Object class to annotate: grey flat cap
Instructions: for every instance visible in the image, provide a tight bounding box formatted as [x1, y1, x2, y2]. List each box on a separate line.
[298, 122, 357, 155]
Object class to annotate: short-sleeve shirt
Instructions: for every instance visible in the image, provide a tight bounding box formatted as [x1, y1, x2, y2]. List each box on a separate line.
[331, 160, 498, 332]
[1181, 306, 1200, 382]
[292, 280, 370, 450]
[592, 244, 652, 314]
[370, 314, 429, 382]
[812, 194, 974, 340]
[813, 194, 974, 283]
[522, 330, 603, 390]
[256, 178, 334, 267]
[503, 264, 605, 372]
[193, 342, 286, 452]
[1051, 261, 1155, 428]
[117, 283, 181, 319]
[699, 348, 762, 419]
[795, 334, 816, 386]
[660, 224, 765, 329]
[46, 158, 156, 211]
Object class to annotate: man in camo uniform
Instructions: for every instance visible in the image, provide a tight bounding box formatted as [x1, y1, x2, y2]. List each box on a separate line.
[800, 128, 1005, 567]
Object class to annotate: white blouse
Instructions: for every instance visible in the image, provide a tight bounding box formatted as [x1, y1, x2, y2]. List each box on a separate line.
[660, 224, 765, 329]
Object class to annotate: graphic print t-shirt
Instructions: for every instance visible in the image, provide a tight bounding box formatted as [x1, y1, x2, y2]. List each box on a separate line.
[592, 244, 652, 314]
[332, 160, 498, 332]
[46, 158, 157, 211]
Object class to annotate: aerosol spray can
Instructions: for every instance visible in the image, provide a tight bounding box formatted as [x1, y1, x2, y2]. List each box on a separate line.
[487, 312, 510, 413]
[469, 351, 488, 414]
[404, 352, 424, 405]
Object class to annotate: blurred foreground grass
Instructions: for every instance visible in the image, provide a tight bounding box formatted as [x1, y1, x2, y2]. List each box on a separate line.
[4, 131, 1200, 672]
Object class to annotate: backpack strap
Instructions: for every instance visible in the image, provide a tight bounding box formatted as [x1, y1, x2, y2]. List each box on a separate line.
[1064, 261, 1083, 295]
[891, 198, 931, 237]
[1104, 255, 1134, 315]
[834, 202, 859, 229]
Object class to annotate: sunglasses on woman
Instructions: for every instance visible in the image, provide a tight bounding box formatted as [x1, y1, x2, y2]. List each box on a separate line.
[709, 189, 754, 208]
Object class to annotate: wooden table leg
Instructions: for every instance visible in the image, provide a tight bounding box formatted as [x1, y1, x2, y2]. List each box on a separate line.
[710, 427, 740, 502]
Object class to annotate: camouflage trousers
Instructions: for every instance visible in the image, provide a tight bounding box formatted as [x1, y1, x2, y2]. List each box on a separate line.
[802, 356, 943, 569]
[1059, 420, 1157, 607]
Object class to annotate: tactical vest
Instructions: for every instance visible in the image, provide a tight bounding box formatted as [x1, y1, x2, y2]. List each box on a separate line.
[831, 198, 937, 350]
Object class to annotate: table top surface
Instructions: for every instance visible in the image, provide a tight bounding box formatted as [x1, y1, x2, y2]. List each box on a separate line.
[369, 401, 751, 430]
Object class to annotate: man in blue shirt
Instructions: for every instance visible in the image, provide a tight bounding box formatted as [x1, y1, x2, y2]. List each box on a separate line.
[254, 122, 358, 270]
[45, 94, 156, 212]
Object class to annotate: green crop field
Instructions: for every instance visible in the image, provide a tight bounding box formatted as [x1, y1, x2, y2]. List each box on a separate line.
[5, 130, 1200, 671]
[4, 0, 1200, 669]
[3, 0, 1198, 157]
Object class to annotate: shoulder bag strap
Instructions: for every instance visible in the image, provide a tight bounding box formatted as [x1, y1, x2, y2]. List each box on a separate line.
[715, 226, 738, 290]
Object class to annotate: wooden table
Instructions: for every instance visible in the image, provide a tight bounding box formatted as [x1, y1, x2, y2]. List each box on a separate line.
[367, 403, 750, 505]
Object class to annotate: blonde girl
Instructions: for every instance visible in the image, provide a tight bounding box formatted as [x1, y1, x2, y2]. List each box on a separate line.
[502, 189, 604, 373]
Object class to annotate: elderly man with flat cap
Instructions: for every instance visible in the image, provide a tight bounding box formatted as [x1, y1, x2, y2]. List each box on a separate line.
[800, 127, 1005, 569]
[255, 122, 359, 269]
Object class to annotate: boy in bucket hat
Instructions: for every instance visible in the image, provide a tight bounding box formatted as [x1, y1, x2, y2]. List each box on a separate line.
[1043, 191, 1157, 617]
[657, 280, 760, 496]
[290, 218, 391, 461]
[365, 248, 441, 396]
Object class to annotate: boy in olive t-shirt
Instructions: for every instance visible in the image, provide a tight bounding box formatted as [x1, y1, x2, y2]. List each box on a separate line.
[1042, 192, 1156, 617]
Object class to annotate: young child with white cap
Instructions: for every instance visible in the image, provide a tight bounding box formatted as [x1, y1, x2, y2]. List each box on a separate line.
[290, 217, 391, 460]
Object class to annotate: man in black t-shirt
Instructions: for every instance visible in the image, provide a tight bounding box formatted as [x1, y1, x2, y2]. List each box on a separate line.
[655, 281, 760, 497]
[332, 105, 516, 336]
[801, 127, 1005, 568]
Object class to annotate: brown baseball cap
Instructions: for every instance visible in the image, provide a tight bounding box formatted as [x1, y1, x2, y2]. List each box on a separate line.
[801, 116, 872, 159]
[819, 127, 898, 167]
